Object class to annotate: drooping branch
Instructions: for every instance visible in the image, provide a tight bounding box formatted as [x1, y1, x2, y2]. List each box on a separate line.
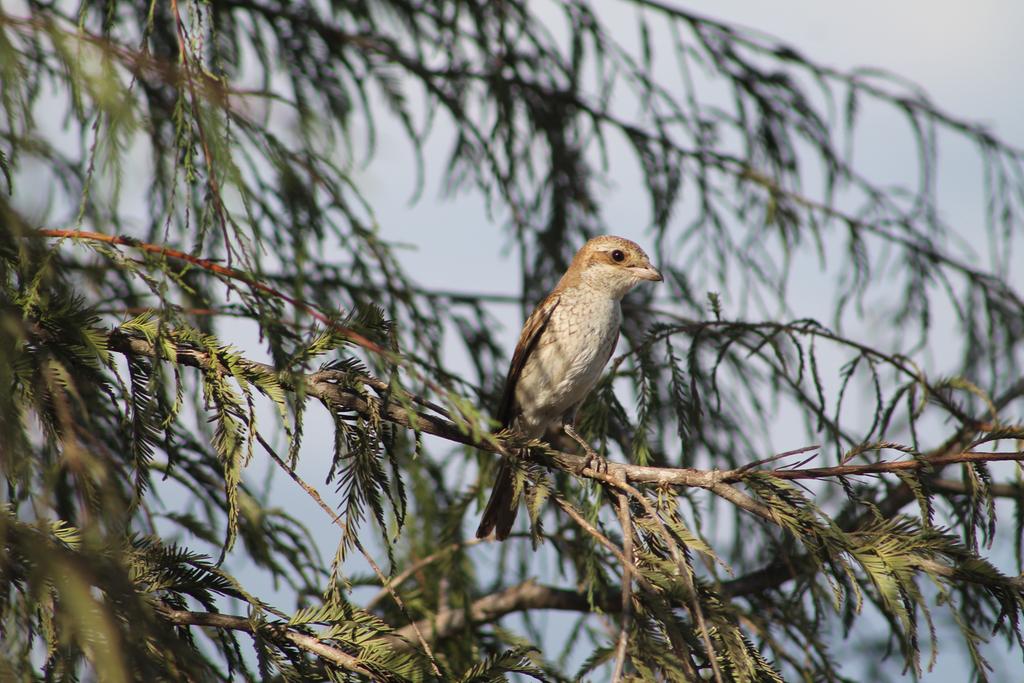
[39, 228, 388, 356]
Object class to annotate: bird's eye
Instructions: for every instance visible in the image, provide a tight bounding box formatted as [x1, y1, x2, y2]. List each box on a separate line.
[611, 249, 625, 262]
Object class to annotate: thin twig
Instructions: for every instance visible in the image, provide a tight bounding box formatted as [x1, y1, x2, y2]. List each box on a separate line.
[594, 469, 724, 683]
[254, 433, 443, 677]
[350, 534, 443, 676]
[364, 537, 489, 610]
[39, 228, 388, 355]
[769, 450, 1024, 480]
[736, 444, 821, 473]
[553, 496, 630, 570]
[611, 484, 633, 682]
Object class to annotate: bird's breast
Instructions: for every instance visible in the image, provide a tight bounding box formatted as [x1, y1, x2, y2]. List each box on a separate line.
[513, 294, 621, 436]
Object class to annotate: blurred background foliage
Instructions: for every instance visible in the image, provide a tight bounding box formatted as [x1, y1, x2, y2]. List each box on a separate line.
[2, 0, 1024, 681]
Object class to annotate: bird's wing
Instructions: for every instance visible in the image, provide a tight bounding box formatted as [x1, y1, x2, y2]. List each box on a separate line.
[496, 292, 561, 427]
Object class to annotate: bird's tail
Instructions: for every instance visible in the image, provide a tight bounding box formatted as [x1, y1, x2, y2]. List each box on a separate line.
[476, 459, 518, 540]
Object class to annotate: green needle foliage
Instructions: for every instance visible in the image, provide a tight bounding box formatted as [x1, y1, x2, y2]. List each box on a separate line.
[2, 1, 1024, 681]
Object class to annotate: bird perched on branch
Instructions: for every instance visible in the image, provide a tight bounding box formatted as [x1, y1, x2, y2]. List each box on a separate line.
[476, 235, 662, 540]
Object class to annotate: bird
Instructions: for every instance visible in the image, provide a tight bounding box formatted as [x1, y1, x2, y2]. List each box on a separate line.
[476, 235, 662, 540]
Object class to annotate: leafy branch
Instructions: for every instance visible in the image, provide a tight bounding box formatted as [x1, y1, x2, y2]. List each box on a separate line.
[158, 608, 382, 680]
[104, 320, 1024, 506]
[99, 317, 1024, 673]
[38, 228, 388, 356]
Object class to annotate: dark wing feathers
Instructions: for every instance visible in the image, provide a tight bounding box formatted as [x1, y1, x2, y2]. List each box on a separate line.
[479, 293, 561, 539]
[496, 293, 561, 427]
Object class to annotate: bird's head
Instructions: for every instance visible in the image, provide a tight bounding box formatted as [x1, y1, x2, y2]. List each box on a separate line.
[560, 235, 663, 298]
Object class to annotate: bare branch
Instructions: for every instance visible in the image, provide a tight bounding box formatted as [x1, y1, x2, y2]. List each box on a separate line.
[929, 479, 1024, 499]
[767, 450, 1024, 481]
[389, 580, 613, 647]
[611, 484, 633, 683]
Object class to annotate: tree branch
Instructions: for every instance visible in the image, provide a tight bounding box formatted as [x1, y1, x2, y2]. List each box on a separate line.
[381, 562, 1024, 649]
[105, 327, 1024, 512]
[766, 450, 1024, 481]
[929, 479, 1024, 499]
[388, 580, 614, 648]
[40, 228, 389, 356]
[611, 484, 633, 683]
[158, 607, 381, 680]
[101, 326, 1024, 624]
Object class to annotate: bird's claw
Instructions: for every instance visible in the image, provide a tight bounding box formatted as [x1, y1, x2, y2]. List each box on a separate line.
[564, 424, 607, 475]
[576, 450, 609, 476]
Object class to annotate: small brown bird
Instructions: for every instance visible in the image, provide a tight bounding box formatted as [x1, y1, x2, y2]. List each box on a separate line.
[476, 235, 662, 540]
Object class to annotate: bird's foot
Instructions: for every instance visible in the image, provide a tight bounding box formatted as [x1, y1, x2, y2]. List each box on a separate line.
[564, 424, 608, 475]
[579, 452, 609, 476]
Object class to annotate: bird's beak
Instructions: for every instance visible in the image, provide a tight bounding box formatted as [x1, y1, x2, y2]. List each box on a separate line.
[631, 265, 663, 282]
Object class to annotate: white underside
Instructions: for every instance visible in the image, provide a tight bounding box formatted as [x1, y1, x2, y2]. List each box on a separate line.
[513, 294, 621, 438]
